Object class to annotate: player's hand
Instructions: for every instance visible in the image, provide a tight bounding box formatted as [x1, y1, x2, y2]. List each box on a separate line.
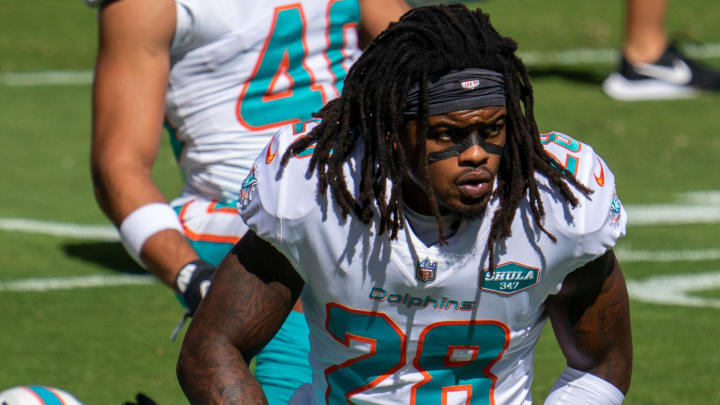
[123, 393, 158, 405]
[174, 259, 215, 315]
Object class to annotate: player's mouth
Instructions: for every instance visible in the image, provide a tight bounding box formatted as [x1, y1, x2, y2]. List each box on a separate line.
[455, 170, 492, 200]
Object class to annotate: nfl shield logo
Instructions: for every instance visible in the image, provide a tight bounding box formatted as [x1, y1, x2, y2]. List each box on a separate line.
[416, 257, 437, 282]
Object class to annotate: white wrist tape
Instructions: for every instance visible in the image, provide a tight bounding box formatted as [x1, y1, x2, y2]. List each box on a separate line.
[544, 366, 624, 405]
[119, 203, 184, 266]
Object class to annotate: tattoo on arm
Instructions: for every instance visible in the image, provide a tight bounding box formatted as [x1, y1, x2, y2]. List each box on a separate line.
[546, 249, 633, 393]
[177, 231, 304, 404]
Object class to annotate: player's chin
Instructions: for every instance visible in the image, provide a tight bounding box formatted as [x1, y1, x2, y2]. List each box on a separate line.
[443, 195, 490, 219]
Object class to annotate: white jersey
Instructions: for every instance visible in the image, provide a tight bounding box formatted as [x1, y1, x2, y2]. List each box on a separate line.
[166, 0, 361, 203]
[239, 124, 627, 405]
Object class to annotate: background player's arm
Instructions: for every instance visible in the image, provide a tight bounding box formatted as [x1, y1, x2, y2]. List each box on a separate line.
[177, 230, 304, 404]
[357, 0, 410, 47]
[545, 249, 632, 396]
[90, 0, 199, 286]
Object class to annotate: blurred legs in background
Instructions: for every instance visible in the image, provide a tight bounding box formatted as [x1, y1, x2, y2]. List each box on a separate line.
[603, 0, 720, 100]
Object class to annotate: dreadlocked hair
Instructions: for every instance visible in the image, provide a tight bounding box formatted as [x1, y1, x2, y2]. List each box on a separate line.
[281, 4, 591, 273]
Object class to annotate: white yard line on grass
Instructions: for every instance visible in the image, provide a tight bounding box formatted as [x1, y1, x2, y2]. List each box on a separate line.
[616, 248, 720, 263]
[3, 190, 720, 240]
[0, 217, 119, 241]
[624, 190, 720, 225]
[520, 43, 720, 66]
[4, 268, 719, 312]
[2, 192, 720, 298]
[4, 44, 720, 86]
[0, 70, 94, 86]
[2, 209, 719, 238]
[625, 205, 720, 225]
[0, 274, 156, 292]
[626, 272, 720, 309]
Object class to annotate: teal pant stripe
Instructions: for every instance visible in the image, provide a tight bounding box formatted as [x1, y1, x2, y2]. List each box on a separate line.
[255, 311, 312, 405]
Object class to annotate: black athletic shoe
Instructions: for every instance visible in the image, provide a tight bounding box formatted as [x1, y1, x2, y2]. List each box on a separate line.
[603, 45, 720, 100]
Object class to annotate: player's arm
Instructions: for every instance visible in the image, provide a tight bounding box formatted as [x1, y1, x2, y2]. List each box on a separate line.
[357, 0, 410, 47]
[177, 230, 304, 404]
[544, 249, 632, 404]
[90, 0, 210, 311]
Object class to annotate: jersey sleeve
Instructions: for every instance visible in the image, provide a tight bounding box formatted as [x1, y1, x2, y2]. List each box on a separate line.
[170, 0, 235, 57]
[542, 132, 627, 265]
[171, 1, 195, 54]
[237, 121, 322, 274]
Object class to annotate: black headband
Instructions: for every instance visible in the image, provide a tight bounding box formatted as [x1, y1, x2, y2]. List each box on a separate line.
[404, 68, 506, 116]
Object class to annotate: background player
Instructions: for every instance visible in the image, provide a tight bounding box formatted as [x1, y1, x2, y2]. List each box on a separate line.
[177, 4, 632, 404]
[408, 0, 720, 100]
[88, 0, 409, 402]
[603, 0, 720, 100]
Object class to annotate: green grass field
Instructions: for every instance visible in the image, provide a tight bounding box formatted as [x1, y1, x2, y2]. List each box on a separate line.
[2, 0, 720, 403]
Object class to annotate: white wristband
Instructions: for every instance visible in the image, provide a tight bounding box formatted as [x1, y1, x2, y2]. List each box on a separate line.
[545, 366, 624, 405]
[119, 203, 184, 267]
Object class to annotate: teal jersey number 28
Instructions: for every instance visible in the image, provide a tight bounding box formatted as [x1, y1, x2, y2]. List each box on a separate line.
[540, 131, 582, 177]
[236, 1, 359, 130]
[324, 303, 510, 404]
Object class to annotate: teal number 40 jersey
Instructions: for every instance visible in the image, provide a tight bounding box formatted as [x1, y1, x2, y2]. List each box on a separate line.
[165, 0, 361, 203]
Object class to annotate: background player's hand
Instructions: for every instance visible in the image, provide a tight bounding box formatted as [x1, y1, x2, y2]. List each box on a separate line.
[174, 259, 215, 315]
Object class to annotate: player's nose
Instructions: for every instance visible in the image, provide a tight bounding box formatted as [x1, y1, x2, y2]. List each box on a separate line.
[458, 144, 489, 166]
